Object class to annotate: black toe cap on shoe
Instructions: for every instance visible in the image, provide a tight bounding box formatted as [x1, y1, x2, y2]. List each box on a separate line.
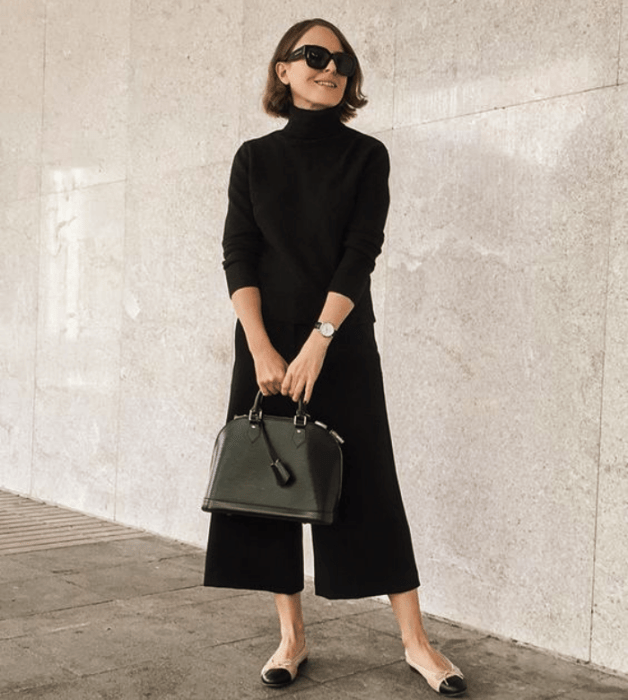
[439, 674, 467, 696]
[261, 668, 293, 686]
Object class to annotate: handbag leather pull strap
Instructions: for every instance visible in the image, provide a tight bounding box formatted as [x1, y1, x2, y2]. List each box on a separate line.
[258, 419, 294, 487]
[248, 392, 305, 487]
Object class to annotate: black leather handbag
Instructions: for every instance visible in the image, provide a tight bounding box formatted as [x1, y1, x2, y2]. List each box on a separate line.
[202, 392, 344, 525]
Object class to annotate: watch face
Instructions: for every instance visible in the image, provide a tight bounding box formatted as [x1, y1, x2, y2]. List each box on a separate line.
[320, 322, 334, 337]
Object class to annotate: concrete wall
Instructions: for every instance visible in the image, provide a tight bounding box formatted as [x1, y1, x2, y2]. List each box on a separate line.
[1, 0, 627, 674]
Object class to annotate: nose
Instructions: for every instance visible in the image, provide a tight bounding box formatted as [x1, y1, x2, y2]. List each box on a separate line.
[324, 58, 338, 74]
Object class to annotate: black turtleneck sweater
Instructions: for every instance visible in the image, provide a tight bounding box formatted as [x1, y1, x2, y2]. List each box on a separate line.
[222, 104, 390, 325]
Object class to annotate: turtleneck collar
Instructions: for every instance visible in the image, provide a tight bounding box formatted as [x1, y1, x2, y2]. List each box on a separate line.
[282, 103, 345, 140]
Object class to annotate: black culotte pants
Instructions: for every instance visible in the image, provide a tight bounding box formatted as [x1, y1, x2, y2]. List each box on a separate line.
[204, 320, 420, 599]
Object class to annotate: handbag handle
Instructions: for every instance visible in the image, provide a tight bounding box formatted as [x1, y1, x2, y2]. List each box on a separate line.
[248, 390, 309, 427]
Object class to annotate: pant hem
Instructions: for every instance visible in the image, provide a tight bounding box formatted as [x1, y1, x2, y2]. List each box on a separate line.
[314, 578, 420, 600]
[203, 579, 304, 596]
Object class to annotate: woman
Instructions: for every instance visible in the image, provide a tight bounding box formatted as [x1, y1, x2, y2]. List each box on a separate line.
[204, 18, 467, 697]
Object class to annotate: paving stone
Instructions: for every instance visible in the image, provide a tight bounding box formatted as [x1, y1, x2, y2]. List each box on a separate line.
[8, 536, 198, 575]
[114, 583, 251, 613]
[60, 557, 201, 599]
[549, 687, 628, 700]
[136, 590, 279, 647]
[287, 683, 368, 700]
[347, 605, 488, 646]
[12, 643, 319, 700]
[0, 600, 122, 642]
[442, 634, 628, 699]
[0, 559, 46, 584]
[11, 611, 189, 677]
[0, 575, 108, 620]
[0, 682, 105, 699]
[318, 662, 455, 700]
[0, 640, 76, 695]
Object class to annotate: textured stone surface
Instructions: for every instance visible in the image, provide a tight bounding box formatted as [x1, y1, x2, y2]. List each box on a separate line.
[31, 183, 125, 517]
[41, 0, 130, 195]
[116, 164, 232, 545]
[384, 88, 617, 659]
[622, 0, 628, 84]
[591, 85, 628, 675]
[127, 0, 242, 180]
[0, 198, 39, 494]
[394, 0, 621, 127]
[0, 0, 44, 203]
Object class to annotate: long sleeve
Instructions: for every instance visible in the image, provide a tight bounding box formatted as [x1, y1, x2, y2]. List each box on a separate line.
[222, 143, 264, 296]
[327, 141, 389, 305]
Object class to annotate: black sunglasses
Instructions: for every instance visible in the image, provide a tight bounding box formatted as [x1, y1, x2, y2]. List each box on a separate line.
[286, 45, 357, 78]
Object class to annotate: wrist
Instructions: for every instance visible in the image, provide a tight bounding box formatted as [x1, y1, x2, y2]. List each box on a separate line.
[247, 335, 274, 357]
[308, 329, 332, 349]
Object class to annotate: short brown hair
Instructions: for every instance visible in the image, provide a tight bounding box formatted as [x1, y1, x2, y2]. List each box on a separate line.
[263, 18, 367, 123]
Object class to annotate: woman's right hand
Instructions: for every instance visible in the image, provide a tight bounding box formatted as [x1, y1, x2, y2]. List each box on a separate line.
[252, 346, 289, 396]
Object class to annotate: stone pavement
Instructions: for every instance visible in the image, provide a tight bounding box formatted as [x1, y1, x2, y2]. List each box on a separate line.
[1, 491, 628, 700]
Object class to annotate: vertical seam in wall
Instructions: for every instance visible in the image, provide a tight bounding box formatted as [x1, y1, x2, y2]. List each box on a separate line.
[237, 0, 246, 145]
[114, 0, 134, 522]
[30, 0, 48, 497]
[587, 88, 618, 662]
[382, 0, 400, 371]
[617, 0, 624, 85]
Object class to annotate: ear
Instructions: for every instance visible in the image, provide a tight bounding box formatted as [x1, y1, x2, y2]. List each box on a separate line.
[275, 62, 290, 86]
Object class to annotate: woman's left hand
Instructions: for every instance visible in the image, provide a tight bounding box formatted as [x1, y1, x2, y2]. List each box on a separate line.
[281, 332, 330, 403]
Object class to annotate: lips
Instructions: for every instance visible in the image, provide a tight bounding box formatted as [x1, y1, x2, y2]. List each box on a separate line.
[315, 80, 337, 88]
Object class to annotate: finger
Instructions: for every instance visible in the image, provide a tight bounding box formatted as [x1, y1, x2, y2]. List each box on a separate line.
[304, 382, 313, 405]
[291, 379, 306, 402]
[260, 379, 278, 396]
[281, 372, 292, 396]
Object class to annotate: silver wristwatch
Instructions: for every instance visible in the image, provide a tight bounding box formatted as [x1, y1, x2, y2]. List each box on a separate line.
[314, 321, 336, 339]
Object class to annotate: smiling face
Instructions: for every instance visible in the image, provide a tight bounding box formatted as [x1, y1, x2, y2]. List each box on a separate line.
[275, 25, 349, 111]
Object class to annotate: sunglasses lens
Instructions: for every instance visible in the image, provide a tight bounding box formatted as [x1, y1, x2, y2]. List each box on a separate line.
[335, 54, 356, 77]
[305, 46, 330, 69]
[304, 46, 356, 77]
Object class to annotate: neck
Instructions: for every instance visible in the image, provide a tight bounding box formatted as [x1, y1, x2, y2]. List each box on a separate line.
[283, 103, 345, 140]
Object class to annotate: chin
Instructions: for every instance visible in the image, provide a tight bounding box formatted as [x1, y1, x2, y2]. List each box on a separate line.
[310, 96, 343, 110]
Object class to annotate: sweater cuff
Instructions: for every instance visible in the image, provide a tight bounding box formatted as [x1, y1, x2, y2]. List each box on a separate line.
[225, 262, 260, 297]
[327, 249, 375, 305]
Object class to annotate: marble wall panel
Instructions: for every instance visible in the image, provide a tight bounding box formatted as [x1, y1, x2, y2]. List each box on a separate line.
[0, 0, 45, 202]
[116, 163, 233, 544]
[591, 85, 628, 674]
[0, 198, 40, 493]
[394, 0, 621, 128]
[127, 0, 243, 180]
[41, 0, 130, 195]
[238, 0, 397, 141]
[32, 182, 125, 517]
[621, 0, 628, 84]
[384, 89, 616, 660]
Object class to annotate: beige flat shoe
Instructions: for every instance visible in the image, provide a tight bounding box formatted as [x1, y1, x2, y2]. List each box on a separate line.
[405, 649, 467, 696]
[261, 643, 309, 687]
